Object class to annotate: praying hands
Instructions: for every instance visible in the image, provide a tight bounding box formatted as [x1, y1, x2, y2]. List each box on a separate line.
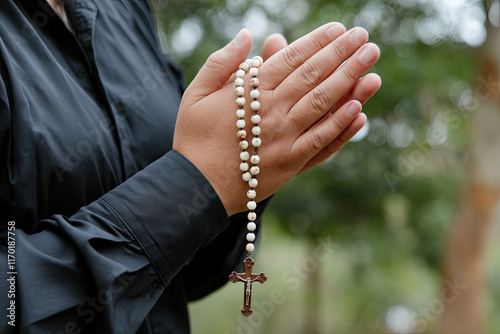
[173, 23, 382, 216]
[0, 2, 382, 330]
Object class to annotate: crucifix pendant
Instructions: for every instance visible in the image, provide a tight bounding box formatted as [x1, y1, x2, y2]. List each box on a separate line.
[229, 257, 267, 317]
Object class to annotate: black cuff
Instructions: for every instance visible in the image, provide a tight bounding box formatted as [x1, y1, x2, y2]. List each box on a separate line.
[101, 150, 230, 284]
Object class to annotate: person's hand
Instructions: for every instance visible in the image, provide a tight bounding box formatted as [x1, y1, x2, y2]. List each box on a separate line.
[173, 23, 381, 216]
[259, 30, 381, 173]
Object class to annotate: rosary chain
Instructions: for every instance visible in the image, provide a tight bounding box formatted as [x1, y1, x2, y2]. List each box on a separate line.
[235, 56, 263, 256]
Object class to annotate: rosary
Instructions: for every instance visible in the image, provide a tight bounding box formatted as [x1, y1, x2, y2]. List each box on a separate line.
[228, 56, 268, 317]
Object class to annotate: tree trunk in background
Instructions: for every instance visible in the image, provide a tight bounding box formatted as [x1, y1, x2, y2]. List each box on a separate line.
[440, 24, 500, 334]
[304, 242, 322, 334]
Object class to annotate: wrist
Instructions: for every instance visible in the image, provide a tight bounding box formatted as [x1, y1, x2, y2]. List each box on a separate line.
[171, 147, 242, 217]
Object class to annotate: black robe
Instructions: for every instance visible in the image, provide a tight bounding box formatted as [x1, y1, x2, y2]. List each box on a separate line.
[0, 0, 265, 332]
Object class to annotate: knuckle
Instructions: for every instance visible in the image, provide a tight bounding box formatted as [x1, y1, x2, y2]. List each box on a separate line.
[309, 34, 324, 52]
[205, 51, 225, 70]
[337, 133, 350, 144]
[332, 41, 349, 59]
[282, 46, 303, 69]
[310, 130, 327, 151]
[341, 65, 358, 82]
[332, 114, 346, 131]
[300, 60, 322, 87]
[308, 87, 330, 112]
[325, 142, 340, 156]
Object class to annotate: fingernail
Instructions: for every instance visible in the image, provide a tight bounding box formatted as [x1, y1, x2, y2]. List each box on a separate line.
[350, 28, 367, 46]
[327, 24, 344, 39]
[347, 101, 362, 117]
[359, 44, 378, 64]
[232, 29, 245, 47]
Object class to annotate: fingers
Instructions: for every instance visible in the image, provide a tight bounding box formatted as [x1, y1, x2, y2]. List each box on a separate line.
[291, 100, 363, 160]
[334, 73, 382, 108]
[262, 34, 288, 61]
[306, 73, 381, 133]
[288, 42, 380, 132]
[274, 28, 369, 108]
[223, 33, 287, 86]
[187, 29, 252, 100]
[297, 74, 382, 172]
[298, 112, 367, 173]
[260, 22, 346, 89]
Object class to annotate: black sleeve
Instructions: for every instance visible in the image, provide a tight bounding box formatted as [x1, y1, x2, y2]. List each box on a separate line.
[0, 151, 230, 334]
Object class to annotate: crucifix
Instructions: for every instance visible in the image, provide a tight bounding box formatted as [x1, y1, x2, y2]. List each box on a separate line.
[229, 257, 267, 317]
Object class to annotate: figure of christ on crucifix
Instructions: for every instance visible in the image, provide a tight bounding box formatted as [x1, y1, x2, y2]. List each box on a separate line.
[229, 257, 268, 317]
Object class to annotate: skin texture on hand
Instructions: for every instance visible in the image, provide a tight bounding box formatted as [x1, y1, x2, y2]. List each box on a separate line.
[173, 23, 382, 216]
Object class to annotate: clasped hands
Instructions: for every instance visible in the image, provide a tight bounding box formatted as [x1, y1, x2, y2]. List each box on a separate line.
[173, 23, 381, 216]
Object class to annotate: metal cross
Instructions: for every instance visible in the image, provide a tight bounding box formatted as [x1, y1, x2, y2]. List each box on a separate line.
[229, 257, 267, 317]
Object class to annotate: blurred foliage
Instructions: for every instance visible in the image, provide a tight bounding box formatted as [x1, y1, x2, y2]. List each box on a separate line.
[156, 0, 498, 332]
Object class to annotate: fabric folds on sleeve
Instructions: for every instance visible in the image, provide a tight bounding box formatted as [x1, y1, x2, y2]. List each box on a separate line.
[0, 150, 230, 334]
[100, 150, 230, 283]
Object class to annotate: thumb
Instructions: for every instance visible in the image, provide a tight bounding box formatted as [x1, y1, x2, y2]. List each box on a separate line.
[189, 29, 253, 98]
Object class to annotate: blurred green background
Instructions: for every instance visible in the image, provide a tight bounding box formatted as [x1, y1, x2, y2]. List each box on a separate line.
[155, 0, 500, 333]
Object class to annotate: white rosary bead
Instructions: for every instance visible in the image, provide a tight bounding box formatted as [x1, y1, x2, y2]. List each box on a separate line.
[236, 109, 245, 118]
[247, 189, 256, 199]
[240, 162, 249, 172]
[237, 130, 247, 139]
[250, 101, 260, 111]
[246, 243, 255, 252]
[251, 58, 260, 67]
[247, 223, 257, 233]
[252, 126, 261, 136]
[236, 119, 246, 129]
[248, 213, 257, 222]
[239, 61, 249, 72]
[235, 77, 244, 87]
[242, 172, 252, 182]
[239, 140, 249, 150]
[250, 155, 260, 164]
[252, 137, 262, 147]
[246, 59, 253, 67]
[255, 56, 263, 66]
[250, 89, 260, 99]
[235, 86, 244, 96]
[250, 77, 259, 87]
[248, 178, 258, 188]
[240, 151, 249, 161]
[250, 166, 260, 176]
[236, 97, 246, 106]
[247, 201, 257, 210]
[251, 114, 261, 124]
[246, 233, 256, 242]
[236, 69, 246, 78]
[249, 67, 259, 76]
